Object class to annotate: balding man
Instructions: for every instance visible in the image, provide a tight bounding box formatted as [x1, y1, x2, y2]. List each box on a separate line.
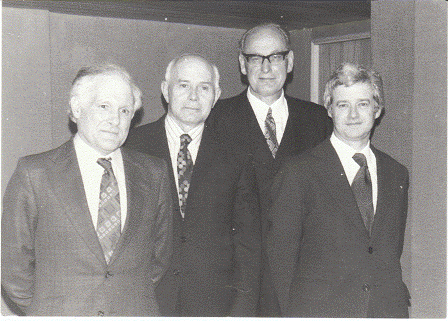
[1, 63, 173, 316]
[210, 23, 332, 316]
[126, 54, 261, 317]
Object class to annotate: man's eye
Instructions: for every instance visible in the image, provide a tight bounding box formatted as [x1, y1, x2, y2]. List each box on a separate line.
[179, 83, 189, 88]
[201, 85, 210, 91]
[337, 103, 349, 108]
[120, 108, 131, 115]
[358, 102, 369, 108]
[99, 104, 108, 109]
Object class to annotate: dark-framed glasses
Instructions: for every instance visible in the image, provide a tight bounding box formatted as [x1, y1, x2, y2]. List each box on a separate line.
[242, 50, 290, 65]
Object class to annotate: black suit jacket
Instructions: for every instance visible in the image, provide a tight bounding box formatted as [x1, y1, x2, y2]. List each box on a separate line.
[209, 90, 332, 315]
[210, 90, 332, 223]
[267, 139, 410, 318]
[125, 116, 261, 317]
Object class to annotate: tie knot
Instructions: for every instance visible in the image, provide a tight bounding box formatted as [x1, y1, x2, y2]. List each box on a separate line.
[97, 157, 113, 173]
[353, 153, 367, 167]
[267, 107, 273, 117]
[180, 134, 192, 147]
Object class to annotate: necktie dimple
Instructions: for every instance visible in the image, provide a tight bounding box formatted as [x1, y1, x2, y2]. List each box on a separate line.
[265, 107, 279, 157]
[177, 134, 193, 217]
[97, 158, 121, 263]
[351, 153, 374, 235]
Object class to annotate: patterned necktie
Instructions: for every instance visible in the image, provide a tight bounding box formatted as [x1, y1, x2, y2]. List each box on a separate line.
[265, 107, 279, 157]
[97, 158, 121, 263]
[177, 134, 193, 217]
[351, 153, 374, 236]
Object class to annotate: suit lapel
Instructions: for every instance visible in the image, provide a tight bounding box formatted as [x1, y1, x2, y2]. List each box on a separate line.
[50, 140, 106, 266]
[186, 125, 221, 213]
[238, 92, 274, 164]
[108, 149, 148, 264]
[149, 117, 180, 212]
[310, 139, 370, 240]
[370, 146, 400, 239]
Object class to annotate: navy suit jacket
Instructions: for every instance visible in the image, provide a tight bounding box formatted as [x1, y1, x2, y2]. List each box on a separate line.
[1, 140, 173, 316]
[267, 138, 410, 318]
[125, 116, 262, 317]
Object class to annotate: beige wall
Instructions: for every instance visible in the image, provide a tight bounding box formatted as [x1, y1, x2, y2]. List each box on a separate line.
[371, 0, 447, 318]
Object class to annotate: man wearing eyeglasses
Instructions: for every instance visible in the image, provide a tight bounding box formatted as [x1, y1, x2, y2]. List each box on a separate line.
[209, 23, 332, 317]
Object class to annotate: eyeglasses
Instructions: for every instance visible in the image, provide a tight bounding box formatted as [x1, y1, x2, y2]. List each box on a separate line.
[242, 50, 290, 65]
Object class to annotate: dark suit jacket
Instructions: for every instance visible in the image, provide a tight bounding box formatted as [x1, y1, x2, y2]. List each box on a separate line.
[1, 140, 173, 316]
[209, 90, 332, 315]
[267, 138, 410, 318]
[125, 116, 261, 317]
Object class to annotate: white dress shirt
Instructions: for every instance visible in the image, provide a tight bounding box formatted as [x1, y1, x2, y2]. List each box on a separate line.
[247, 88, 289, 144]
[73, 134, 127, 231]
[330, 133, 378, 213]
[165, 114, 204, 198]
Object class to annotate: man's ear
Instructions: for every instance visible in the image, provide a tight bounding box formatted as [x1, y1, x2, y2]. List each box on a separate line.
[161, 81, 170, 104]
[70, 96, 82, 120]
[238, 54, 247, 75]
[327, 106, 333, 119]
[286, 50, 294, 73]
[213, 87, 222, 106]
[374, 105, 382, 119]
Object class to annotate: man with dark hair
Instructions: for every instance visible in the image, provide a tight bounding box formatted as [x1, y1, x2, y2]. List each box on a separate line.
[1, 63, 173, 316]
[126, 54, 261, 317]
[267, 62, 410, 318]
[209, 23, 332, 316]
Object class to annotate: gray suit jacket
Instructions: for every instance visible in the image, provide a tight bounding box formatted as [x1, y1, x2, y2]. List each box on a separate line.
[1, 139, 173, 316]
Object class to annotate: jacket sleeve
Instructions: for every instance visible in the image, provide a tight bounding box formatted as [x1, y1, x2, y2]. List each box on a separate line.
[266, 160, 305, 316]
[149, 160, 173, 285]
[229, 158, 262, 317]
[1, 159, 38, 314]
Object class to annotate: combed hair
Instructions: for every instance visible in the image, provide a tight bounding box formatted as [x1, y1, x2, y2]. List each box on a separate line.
[239, 23, 291, 52]
[69, 63, 142, 119]
[323, 62, 384, 111]
[164, 53, 220, 92]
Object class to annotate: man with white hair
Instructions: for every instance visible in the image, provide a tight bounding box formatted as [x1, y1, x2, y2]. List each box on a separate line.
[126, 54, 261, 317]
[2, 63, 173, 316]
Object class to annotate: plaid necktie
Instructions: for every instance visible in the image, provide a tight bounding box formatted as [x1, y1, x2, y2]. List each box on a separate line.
[351, 153, 374, 235]
[97, 157, 121, 263]
[177, 134, 193, 217]
[264, 107, 279, 157]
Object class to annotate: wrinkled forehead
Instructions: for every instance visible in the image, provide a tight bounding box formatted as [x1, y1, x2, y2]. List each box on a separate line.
[171, 56, 215, 83]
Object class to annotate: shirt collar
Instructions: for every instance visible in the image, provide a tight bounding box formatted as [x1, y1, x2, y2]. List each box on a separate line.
[165, 113, 204, 142]
[73, 133, 122, 166]
[330, 132, 373, 164]
[247, 88, 285, 112]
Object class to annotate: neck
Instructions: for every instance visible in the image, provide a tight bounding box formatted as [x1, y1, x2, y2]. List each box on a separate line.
[249, 87, 282, 106]
[334, 133, 369, 151]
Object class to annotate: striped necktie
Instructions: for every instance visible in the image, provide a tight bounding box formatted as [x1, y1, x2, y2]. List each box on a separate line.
[264, 107, 279, 157]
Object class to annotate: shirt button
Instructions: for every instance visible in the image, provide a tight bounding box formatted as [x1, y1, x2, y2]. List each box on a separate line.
[368, 246, 373, 254]
[180, 236, 187, 243]
[173, 269, 180, 275]
[362, 283, 370, 292]
[105, 271, 113, 278]
[97, 311, 105, 316]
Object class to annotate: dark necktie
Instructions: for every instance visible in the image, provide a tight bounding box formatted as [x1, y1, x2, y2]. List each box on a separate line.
[177, 134, 193, 217]
[97, 158, 121, 263]
[351, 153, 374, 235]
[264, 107, 279, 157]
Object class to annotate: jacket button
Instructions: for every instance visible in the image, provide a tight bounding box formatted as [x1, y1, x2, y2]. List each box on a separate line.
[180, 236, 187, 243]
[368, 246, 373, 254]
[105, 271, 113, 278]
[173, 269, 180, 275]
[362, 283, 370, 292]
[97, 311, 105, 316]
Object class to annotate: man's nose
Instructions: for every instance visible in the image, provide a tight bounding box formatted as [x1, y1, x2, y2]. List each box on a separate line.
[349, 105, 359, 118]
[189, 88, 198, 101]
[260, 57, 272, 73]
[107, 110, 120, 125]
